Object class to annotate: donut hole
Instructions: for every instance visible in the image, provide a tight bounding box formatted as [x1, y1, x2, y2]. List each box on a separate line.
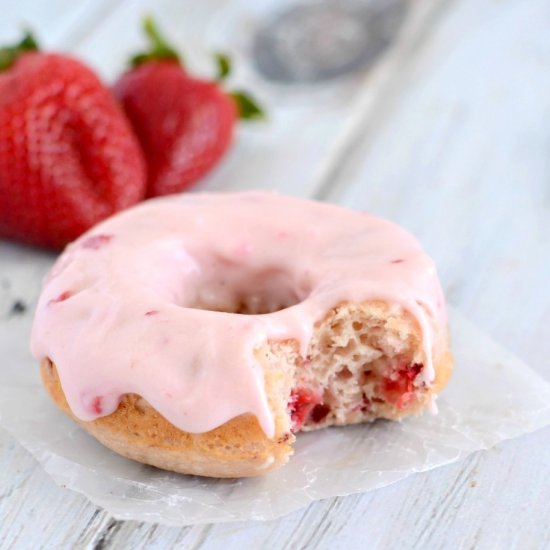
[192, 263, 310, 315]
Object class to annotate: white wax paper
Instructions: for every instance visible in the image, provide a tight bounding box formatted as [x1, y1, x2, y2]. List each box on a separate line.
[1, 308, 550, 526]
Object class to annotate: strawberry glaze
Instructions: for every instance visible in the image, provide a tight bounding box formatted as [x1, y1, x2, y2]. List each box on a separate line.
[31, 191, 447, 438]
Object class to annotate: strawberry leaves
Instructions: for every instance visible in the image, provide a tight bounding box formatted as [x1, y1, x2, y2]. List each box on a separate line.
[214, 52, 231, 81]
[130, 17, 265, 121]
[213, 52, 264, 119]
[131, 16, 180, 67]
[230, 90, 265, 120]
[0, 31, 39, 71]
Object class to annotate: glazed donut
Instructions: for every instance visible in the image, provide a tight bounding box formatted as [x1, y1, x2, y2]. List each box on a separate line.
[32, 191, 452, 478]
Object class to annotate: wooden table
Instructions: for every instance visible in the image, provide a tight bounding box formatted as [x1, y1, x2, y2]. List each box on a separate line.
[1, 0, 549, 547]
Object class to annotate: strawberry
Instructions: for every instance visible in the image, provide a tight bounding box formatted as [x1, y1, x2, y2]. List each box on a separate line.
[383, 363, 423, 408]
[0, 33, 146, 249]
[288, 387, 323, 431]
[113, 17, 263, 197]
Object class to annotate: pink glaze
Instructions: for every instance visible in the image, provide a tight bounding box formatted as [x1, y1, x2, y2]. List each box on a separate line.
[31, 191, 447, 438]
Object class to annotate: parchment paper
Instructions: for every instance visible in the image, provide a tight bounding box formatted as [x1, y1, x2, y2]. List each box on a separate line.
[1, 308, 549, 526]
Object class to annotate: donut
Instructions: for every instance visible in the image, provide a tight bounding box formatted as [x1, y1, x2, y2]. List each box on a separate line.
[32, 191, 452, 478]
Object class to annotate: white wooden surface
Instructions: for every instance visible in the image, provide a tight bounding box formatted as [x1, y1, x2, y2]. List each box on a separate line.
[1, 0, 549, 548]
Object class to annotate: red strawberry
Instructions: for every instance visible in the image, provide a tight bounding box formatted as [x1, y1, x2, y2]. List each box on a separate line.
[113, 17, 263, 197]
[383, 363, 423, 408]
[288, 387, 323, 432]
[0, 33, 146, 249]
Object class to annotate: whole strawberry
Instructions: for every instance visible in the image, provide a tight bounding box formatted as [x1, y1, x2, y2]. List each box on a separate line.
[0, 33, 146, 249]
[113, 18, 263, 197]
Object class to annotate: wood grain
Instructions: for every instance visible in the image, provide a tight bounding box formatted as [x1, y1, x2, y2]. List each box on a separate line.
[1, 0, 549, 548]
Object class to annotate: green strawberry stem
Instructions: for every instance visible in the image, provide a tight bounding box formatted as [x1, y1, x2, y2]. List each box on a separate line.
[0, 31, 39, 71]
[230, 90, 265, 121]
[131, 16, 181, 67]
